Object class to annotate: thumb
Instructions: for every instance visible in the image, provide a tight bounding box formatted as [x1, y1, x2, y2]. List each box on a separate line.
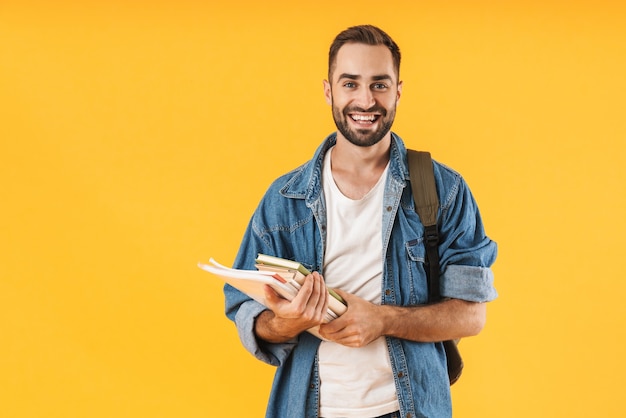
[264, 284, 285, 308]
[332, 288, 352, 304]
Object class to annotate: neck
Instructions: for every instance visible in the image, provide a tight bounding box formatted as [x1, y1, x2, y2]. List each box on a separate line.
[328, 133, 391, 200]
[332, 133, 392, 175]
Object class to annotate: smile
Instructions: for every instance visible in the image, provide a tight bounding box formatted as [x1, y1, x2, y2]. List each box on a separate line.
[349, 114, 380, 124]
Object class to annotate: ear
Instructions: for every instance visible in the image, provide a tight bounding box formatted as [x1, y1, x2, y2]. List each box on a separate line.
[396, 80, 403, 103]
[323, 79, 332, 105]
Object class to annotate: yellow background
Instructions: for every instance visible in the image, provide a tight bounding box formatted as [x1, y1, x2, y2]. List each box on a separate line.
[1, 1, 625, 416]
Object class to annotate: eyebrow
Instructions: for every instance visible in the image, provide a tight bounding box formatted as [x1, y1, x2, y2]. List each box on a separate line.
[337, 73, 394, 82]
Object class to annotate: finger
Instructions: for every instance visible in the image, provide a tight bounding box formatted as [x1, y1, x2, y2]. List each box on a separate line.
[318, 281, 330, 313]
[310, 272, 325, 302]
[324, 326, 368, 348]
[305, 273, 326, 320]
[319, 314, 349, 335]
[313, 278, 330, 321]
[295, 274, 315, 301]
[289, 274, 323, 320]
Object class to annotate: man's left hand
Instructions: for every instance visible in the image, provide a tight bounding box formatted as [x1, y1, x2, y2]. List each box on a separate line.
[318, 290, 384, 347]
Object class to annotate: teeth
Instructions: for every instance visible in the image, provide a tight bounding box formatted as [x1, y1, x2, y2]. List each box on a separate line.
[351, 114, 376, 121]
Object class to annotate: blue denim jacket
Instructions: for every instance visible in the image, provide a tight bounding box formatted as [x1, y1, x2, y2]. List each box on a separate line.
[224, 133, 497, 418]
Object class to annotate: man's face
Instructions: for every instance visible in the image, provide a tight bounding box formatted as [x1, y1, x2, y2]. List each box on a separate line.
[324, 43, 402, 148]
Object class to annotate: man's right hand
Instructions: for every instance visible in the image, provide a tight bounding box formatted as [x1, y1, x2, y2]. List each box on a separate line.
[254, 272, 330, 343]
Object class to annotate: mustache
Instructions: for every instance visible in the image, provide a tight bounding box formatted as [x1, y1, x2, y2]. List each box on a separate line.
[343, 105, 387, 116]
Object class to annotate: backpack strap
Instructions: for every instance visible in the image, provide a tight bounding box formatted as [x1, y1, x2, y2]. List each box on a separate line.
[407, 149, 441, 302]
[407, 149, 464, 385]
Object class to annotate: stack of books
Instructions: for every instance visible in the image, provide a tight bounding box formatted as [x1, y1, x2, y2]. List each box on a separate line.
[199, 254, 347, 338]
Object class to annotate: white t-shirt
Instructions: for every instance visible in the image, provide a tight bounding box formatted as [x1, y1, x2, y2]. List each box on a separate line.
[318, 147, 399, 418]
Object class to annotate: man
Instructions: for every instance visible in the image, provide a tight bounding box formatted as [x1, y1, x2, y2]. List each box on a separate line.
[225, 25, 497, 418]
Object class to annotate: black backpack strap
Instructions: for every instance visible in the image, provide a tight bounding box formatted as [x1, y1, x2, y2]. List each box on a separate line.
[407, 149, 441, 302]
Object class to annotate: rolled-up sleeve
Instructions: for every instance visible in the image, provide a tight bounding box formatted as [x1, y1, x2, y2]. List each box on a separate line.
[229, 292, 297, 366]
[436, 165, 498, 302]
[440, 265, 497, 302]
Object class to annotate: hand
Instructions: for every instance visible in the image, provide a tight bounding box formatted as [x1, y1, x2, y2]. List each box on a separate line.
[256, 272, 330, 342]
[318, 289, 385, 348]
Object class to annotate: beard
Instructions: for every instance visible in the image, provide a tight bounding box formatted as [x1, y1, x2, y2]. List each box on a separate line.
[331, 102, 396, 148]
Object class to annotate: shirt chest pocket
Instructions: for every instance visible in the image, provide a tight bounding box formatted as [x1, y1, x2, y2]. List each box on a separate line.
[405, 238, 429, 305]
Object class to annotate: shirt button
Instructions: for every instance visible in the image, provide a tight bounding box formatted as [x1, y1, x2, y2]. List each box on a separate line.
[406, 414, 412, 418]
[386, 206, 393, 212]
[385, 289, 391, 296]
[397, 371, 404, 378]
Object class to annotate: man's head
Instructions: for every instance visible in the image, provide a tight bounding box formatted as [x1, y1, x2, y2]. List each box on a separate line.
[328, 25, 401, 84]
[324, 25, 402, 148]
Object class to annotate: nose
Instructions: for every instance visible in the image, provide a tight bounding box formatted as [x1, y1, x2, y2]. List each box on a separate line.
[354, 86, 376, 109]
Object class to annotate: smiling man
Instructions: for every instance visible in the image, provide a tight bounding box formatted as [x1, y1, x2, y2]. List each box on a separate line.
[224, 25, 498, 418]
[326, 42, 400, 150]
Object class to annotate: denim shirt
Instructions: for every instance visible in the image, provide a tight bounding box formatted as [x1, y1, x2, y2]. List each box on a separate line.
[224, 133, 497, 418]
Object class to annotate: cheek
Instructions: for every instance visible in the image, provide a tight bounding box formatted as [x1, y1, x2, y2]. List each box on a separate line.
[331, 97, 349, 114]
[383, 97, 399, 111]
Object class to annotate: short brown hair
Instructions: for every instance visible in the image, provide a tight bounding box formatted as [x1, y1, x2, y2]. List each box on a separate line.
[328, 25, 401, 82]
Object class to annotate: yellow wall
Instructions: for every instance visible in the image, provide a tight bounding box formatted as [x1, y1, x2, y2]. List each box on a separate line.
[1, 1, 625, 416]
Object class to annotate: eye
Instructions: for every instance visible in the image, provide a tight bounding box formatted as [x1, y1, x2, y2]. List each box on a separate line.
[343, 81, 356, 88]
[373, 83, 388, 90]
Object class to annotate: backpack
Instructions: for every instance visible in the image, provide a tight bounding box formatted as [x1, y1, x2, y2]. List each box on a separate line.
[407, 149, 464, 385]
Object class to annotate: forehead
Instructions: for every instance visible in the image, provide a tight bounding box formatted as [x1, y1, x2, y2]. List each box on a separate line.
[332, 43, 397, 82]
